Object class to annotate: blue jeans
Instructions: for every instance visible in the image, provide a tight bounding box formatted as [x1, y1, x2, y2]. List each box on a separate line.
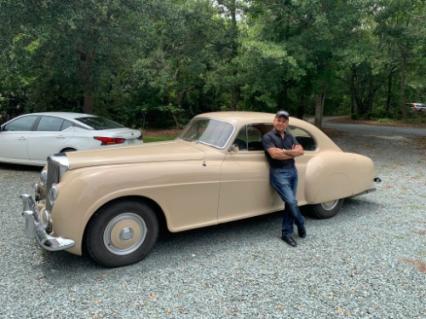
[270, 167, 305, 236]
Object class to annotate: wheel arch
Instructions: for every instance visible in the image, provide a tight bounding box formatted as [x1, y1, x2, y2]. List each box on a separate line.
[81, 195, 168, 256]
[59, 147, 77, 154]
[304, 151, 374, 204]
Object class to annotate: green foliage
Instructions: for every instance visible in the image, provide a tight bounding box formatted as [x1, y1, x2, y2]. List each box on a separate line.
[0, 0, 425, 127]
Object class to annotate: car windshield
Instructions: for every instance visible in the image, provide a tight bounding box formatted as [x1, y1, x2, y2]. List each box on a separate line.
[76, 116, 125, 130]
[179, 118, 234, 148]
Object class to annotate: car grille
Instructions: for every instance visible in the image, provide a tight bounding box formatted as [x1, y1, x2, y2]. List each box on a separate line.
[46, 157, 60, 191]
[45, 155, 69, 210]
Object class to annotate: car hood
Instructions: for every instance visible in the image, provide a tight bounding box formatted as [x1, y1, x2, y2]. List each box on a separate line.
[66, 140, 205, 169]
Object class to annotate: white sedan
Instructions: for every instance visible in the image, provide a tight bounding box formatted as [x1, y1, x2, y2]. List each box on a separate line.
[0, 112, 142, 166]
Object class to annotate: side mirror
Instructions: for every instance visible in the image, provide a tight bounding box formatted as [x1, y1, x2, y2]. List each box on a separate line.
[228, 144, 239, 153]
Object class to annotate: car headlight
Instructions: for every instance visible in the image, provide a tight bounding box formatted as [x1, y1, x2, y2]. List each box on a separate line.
[48, 184, 59, 206]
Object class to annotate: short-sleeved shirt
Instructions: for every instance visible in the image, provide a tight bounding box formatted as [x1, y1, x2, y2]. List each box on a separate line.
[262, 129, 299, 169]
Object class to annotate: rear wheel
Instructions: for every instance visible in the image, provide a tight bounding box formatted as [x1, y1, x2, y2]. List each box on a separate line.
[309, 199, 344, 219]
[86, 200, 159, 267]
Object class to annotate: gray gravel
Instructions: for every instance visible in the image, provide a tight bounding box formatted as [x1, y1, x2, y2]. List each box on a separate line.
[0, 131, 425, 319]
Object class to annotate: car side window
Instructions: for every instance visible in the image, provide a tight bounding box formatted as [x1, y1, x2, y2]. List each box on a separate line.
[233, 124, 272, 152]
[247, 126, 264, 151]
[288, 126, 317, 151]
[4, 115, 38, 131]
[36, 116, 64, 131]
[233, 126, 248, 151]
[60, 120, 73, 131]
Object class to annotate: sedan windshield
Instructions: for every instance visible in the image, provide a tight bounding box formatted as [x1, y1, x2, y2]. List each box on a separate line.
[76, 116, 125, 130]
[179, 118, 234, 148]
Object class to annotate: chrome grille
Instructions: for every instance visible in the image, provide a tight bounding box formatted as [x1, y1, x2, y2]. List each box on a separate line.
[46, 157, 60, 191]
[45, 155, 70, 210]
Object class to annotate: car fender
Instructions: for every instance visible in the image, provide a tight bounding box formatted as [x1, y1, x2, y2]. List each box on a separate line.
[304, 151, 375, 204]
[50, 159, 222, 255]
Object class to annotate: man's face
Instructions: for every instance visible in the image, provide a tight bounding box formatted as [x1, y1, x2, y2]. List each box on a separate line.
[273, 116, 289, 133]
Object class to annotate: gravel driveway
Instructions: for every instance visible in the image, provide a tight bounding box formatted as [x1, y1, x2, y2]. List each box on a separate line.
[0, 130, 425, 319]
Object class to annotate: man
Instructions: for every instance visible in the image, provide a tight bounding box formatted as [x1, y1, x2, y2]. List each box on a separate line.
[262, 110, 306, 247]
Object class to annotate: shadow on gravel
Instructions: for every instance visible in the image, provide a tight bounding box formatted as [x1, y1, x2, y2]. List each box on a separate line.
[34, 198, 378, 279]
[0, 163, 41, 172]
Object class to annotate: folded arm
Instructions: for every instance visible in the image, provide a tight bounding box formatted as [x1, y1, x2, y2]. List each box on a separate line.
[267, 144, 304, 160]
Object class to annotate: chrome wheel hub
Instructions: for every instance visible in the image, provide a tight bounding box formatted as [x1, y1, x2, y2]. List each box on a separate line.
[120, 227, 134, 241]
[320, 200, 339, 211]
[103, 213, 147, 255]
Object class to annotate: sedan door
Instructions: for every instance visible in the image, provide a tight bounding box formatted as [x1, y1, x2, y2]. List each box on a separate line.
[218, 124, 283, 222]
[27, 116, 71, 162]
[0, 115, 39, 163]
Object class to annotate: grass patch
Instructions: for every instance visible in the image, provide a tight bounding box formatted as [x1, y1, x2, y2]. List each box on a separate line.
[143, 135, 176, 143]
[142, 128, 182, 143]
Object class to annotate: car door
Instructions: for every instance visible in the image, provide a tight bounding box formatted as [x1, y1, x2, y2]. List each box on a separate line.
[0, 115, 39, 162]
[27, 116, 72, 161]
[218, 124, 283, 222]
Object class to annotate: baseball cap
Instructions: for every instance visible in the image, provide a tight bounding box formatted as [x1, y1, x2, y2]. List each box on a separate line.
[275, 110, 289, 119]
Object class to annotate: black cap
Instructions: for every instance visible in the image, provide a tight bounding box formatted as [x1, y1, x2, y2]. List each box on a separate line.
[275, 110, 289, 119]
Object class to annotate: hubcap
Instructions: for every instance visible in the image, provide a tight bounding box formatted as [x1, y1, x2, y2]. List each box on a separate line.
[320, 200, 339, 211]
[120, 227, 134, 241]
[103, 213, 147, 255]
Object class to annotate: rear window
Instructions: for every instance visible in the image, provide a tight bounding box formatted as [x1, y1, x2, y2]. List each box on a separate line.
[76, 116, 124, 130]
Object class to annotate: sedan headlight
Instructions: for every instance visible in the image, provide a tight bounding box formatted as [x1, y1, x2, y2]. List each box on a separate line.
[48, 184, 59, 206]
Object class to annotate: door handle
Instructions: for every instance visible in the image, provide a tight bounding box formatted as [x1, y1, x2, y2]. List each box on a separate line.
[18, 136, 26, 141]
[56, 136, 65, 139]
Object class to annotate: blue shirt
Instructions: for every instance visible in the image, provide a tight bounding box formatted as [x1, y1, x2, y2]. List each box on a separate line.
[262, 129, 299, 169]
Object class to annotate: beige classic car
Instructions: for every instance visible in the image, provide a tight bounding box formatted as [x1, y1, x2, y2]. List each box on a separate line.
[21, 112, 379, 267]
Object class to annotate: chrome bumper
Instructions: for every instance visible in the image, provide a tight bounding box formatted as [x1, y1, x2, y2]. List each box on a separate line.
[20, 194, 75, 251]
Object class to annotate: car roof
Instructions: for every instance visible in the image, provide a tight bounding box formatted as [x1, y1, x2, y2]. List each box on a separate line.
[195, 111, 307, 127]
[26, 112, 96, 121]
[195, 111, 341, 151]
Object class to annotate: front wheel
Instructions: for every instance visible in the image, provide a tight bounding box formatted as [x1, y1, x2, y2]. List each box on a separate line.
[86, 200, 159, 267]
[309, 199, 344, 219]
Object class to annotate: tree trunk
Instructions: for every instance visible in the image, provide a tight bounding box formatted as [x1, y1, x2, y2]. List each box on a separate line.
[83, 95, 93, 114]
[350, 67, 358, 117]
[314, 91, 325, 128]
[385, 70, 393, 114]
[399, 58, 407, 118]
[296, 81, 309, 118]
[229, 0, 239, 110]
[79, 49, 95, 114]
[296, 91, 305, 119]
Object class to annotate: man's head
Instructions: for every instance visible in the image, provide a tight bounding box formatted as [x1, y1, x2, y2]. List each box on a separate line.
[273, 110, 290, 133]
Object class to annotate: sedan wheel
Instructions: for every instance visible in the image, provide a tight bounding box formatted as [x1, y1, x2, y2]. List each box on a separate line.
[86, 201, 159, 267]
[310, 199, 344, 219]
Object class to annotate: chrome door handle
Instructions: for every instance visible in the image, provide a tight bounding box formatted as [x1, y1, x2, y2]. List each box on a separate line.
[18, 136, 26, 141]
